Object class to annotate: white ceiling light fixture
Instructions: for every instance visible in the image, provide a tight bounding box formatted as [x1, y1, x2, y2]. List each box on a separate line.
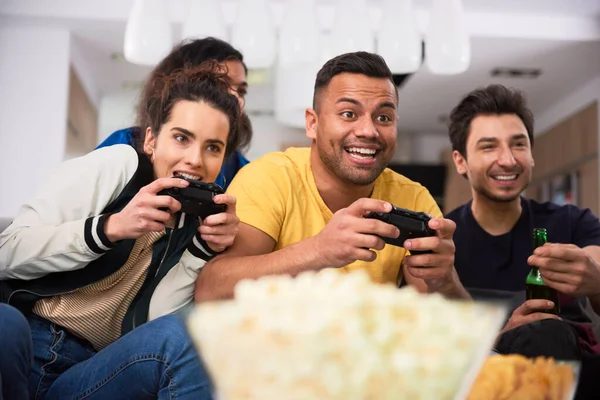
[231, 0, 276, 69]
[274, 63, 320, 128]
[182, 0, 227, 41]
[124, 0, 173, 66]
[277, 0, 319, 68]
[425, 0, 471, 75]
[377, 0, 422, 74]
[329, 0, 375, 57]
[318, 32, 335, 66]
[275, 0, 320, 128]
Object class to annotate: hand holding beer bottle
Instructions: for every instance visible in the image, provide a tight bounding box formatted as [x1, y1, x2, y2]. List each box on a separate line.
[528, 238, 600, 299]
[526, 228, 560, 314]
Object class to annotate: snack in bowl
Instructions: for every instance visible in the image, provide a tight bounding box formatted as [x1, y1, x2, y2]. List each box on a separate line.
[467, 354, 577, 400]
[187, 270, 507, 400]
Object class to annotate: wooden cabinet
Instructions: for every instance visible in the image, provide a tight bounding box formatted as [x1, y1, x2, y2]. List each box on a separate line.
[65, 66, 98, 159]
[531, 101, 598, 215]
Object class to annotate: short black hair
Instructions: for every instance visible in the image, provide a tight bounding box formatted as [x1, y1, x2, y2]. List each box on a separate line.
[448, 84, 534, 157]
[312, 51, 397, 111]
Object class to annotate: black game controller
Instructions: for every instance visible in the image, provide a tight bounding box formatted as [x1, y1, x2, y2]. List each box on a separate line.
[365, 205, 436, 255]
[158, 176, 227, 220]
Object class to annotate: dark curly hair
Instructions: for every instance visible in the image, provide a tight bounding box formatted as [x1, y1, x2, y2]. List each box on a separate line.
[132, 37, 250, 153]
[137, 61, 240, 157]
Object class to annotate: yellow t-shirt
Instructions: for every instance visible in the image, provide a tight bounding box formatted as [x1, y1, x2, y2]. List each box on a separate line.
[227, 147, 442, 284]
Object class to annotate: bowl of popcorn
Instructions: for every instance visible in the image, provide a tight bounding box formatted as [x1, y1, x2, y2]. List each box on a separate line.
[187, 270, 507, 400]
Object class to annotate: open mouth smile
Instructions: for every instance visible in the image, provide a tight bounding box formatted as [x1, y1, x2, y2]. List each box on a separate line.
[344, 146, 379, 160]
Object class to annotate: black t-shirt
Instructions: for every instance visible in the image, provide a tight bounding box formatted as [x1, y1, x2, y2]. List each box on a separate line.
[446, 197, 600, 323]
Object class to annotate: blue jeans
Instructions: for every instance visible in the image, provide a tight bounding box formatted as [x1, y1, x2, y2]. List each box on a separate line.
[0, 304, 33, 400]
[28, 313, 213, 400]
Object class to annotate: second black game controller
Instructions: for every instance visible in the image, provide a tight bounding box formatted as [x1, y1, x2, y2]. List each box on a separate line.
[158, 176, 227, 220]
[365, 205, 436, 255]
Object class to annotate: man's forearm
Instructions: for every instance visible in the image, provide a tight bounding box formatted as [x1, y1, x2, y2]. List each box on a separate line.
[195, 237, 327, 302]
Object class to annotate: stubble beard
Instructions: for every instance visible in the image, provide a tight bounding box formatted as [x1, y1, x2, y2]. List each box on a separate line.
[317, 141, 387, 186]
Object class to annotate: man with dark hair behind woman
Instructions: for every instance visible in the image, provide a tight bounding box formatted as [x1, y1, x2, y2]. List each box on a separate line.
[97, 37, 253, 190]
[0, 60, 240, 398]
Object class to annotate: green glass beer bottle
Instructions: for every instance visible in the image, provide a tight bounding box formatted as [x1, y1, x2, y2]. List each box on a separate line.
[525, 228, 560, 314]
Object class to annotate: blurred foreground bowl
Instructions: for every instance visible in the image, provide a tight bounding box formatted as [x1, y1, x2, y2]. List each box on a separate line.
[188, 270, 508, 400]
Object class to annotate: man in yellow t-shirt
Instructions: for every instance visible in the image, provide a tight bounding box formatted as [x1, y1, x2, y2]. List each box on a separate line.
[197, 51, 469, 301]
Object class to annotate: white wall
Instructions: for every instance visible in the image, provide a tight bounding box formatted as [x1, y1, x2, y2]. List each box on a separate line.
[97, 90, 138, 145]
[0, 26, 71, 218]
[245, 115, 306, 160]
[392, 134, 412, 163]
[409, 133, 449, 164]
[70, 35, 101, 109]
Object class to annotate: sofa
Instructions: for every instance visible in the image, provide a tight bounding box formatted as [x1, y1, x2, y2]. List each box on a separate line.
[0, 218, 10, 234]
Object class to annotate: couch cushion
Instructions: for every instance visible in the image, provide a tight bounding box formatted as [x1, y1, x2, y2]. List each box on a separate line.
[0, 218, 11, 234]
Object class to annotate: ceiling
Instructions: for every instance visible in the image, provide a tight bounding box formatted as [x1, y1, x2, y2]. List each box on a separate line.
[399, 38, 600, 132]
[2, 0, 600, 133]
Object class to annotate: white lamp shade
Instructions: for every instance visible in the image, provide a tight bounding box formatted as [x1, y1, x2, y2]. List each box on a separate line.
[124, 0, 173, 66]
[231, 0, 276, 69]
[274, 62, 319, 128]
[318, 32, 336, 66]
[377, 0, 422, 74]
[425, 0, 470, 75]
[278, 0, 320, 68]
[329, 0, 375, 56]
[182, 0, 227, 41]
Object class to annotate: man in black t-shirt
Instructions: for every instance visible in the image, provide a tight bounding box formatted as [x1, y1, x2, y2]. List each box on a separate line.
[444, 85, 600, 363]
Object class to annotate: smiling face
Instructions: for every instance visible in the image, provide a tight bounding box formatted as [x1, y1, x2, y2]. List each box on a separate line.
[306, 73, 398, 186]
[143, 100, 230, 182]
[453, 114, 534, 203]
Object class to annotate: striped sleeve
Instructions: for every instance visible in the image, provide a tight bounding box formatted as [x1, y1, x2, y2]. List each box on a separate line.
[84, 214, 117, 255]
[187, 231, 219, 260]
